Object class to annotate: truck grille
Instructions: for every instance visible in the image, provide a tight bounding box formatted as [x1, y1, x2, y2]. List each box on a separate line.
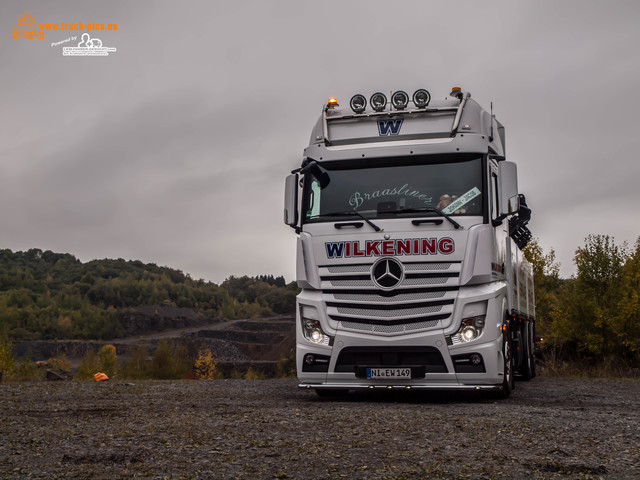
[319, 261, 460, 331]
[340, 319, 440, 334]
[335, 346, 448, 373]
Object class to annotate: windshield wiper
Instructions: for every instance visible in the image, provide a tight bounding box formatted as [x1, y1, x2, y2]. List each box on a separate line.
[310, 211, 382, 232]
[383, 207, 462, 229]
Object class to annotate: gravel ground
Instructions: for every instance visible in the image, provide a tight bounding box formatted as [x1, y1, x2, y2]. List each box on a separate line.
[1, 378, 639, 479]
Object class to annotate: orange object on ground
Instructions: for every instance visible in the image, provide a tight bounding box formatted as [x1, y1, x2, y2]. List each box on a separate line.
[93, 372, 109, 381]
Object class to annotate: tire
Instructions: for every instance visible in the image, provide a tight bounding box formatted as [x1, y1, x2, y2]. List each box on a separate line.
[519, 324, 533, 381]
[315, 389, 348, 398]
[530, 322, 537, 379]
[497, 330, 514, 398]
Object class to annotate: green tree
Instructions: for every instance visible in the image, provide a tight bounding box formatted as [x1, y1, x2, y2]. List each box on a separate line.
[523, 239, 560, 332]
[615, 237, 640, 364]
[523, 239, 566, 370]
[571, 235, 627, 357]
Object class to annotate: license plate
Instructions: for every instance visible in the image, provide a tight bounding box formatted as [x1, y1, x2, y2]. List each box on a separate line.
[366, 368, 411, 379]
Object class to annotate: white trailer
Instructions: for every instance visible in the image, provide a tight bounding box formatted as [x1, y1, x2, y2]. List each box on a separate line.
[284, 88, 534, 397]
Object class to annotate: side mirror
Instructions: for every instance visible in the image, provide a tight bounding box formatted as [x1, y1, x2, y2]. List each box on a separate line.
[498, 161, 519, 216]
[508, 195, 520, 215]
[284, 174, 299, 228]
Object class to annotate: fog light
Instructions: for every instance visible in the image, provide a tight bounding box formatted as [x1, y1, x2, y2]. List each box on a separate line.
[469, 353, 482, 365]
[370, 92, 387, 112]
[391, 90, 409, 110]
[461, 326, 477, 342]
[350, 94, 367, 113]
[412, 89, 431, 108]
[304, 354, 315, 365]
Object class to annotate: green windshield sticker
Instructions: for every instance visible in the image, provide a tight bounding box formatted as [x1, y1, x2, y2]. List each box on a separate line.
[441, 187, 481, 214]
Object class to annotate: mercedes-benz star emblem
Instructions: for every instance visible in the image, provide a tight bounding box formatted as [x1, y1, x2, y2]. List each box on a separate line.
[371, 257, 404, 290]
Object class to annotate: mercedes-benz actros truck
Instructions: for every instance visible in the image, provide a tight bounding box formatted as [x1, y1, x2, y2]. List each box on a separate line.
[284, 87, 534, 397]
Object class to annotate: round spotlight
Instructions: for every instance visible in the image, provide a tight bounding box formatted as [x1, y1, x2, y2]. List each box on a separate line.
[391, 90, 409, 110]
[470, 353, 482, 366]
[350, 94, 367, 114]
[370, 92, 387, 112]
[304, 354, 315, 365]
[412, 89, 431, 108]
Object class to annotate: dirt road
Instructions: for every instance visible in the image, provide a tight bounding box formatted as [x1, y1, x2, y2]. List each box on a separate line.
[1, 378, 638, 479]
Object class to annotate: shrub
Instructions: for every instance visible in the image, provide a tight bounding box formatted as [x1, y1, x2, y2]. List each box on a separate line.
[15, 349, 38, 380]
[193, 349, 218, 380]
[150, 340, 189, 379]
[120, 346, 151, 379]
[47, 354, 72, 372]
[76, 350, 100, 380]
[276, 350, 296, 378]
[244, 367, 264, 380]
[97, 344, 117, 378]
[0, 333, 16, 382]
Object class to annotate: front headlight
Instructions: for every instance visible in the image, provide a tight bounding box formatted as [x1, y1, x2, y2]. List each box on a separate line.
[452, 316, 486, 344]
[461, 325, 477, 342]
[302, 318, 331, 346]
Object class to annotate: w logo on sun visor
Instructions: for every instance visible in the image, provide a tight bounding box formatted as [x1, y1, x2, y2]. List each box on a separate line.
[377, 119, 403, 136]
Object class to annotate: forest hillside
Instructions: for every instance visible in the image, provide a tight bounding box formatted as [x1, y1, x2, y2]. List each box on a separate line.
[0, 248, 297, 341]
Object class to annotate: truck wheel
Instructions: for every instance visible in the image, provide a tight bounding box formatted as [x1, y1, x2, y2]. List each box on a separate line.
[497, 331, 514, 398]
[519, 324, 533, 381]
[530, 323, 537, 379]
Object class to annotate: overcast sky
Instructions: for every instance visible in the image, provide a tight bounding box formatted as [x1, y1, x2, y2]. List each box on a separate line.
[1, 0, 639, 283]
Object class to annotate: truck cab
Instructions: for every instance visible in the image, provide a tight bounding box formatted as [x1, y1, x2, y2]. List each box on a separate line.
[284, 88, 534, 397]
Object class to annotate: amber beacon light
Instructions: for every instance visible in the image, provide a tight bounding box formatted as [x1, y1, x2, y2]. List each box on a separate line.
[327, 98, 339, 108]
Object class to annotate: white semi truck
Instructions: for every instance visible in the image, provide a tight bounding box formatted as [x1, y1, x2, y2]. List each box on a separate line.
[284, 87, 534, 397]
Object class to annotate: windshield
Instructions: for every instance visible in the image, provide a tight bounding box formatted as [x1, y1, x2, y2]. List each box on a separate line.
[303, 154, 484, 222]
